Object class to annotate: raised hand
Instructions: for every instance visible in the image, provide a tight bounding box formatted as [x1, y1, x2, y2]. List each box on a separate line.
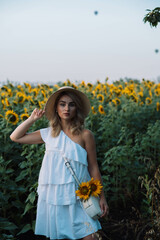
[10, 108, 45, 144]
[30, 108, 45, 122]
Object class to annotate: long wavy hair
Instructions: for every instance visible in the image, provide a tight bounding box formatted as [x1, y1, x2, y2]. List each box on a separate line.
[49, 91, 86, 137]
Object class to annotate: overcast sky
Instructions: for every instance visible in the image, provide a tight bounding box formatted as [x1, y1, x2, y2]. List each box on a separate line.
[0, 0, 160, 85]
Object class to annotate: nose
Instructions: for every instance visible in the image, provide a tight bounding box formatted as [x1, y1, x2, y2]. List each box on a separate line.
[65, 104, 69, 111]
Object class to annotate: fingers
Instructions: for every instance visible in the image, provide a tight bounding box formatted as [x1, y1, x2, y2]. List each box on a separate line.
[39, 109, 45, 116]
[100, 203, 109, 218]
[32, 108, 45, 118]
[105, 204, 109, 216]
[34, 108, 45, 115]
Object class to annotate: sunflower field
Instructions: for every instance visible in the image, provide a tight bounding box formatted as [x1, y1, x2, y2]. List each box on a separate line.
[0, 78, 160, 240]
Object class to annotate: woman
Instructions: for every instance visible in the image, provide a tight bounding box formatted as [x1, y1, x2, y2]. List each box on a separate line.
[10, 86, 109, 240]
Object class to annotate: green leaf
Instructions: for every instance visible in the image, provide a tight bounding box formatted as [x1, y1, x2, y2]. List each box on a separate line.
[23, 203, 34, 216]
[26, 191, 36, 204]
[16, 170, 28, 181]
[17, 224, 32, 235]
[19, 161, 28, 169]
[0, 221, 17, 230]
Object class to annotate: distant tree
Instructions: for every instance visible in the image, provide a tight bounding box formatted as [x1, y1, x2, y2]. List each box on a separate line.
[143, 7, 160, 27]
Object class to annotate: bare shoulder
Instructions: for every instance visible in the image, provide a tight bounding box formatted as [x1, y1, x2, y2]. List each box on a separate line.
[82, 129, 95, 146]
[82, 128, 93, 138]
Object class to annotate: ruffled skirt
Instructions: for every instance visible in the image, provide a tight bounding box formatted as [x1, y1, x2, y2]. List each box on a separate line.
[35, 197, 101, 240]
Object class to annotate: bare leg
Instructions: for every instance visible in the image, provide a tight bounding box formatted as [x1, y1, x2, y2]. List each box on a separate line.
[82, 234, 94, 240]
[82, 233, 100, 240]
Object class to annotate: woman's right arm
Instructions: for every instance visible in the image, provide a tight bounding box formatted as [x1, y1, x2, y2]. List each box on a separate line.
[10, 108, 45, 144]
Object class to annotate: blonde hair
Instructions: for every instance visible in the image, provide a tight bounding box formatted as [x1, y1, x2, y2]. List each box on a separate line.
[49, 91, 86, 137]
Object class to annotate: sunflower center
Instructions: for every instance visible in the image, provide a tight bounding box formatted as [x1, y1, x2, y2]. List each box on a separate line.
[9, 114, 16, 122]
[22, 115, 28, 120]
[80, 186, 90, 195]
[91, 184, 97, 192]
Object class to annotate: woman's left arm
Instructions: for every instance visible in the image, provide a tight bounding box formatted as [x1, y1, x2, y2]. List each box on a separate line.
[83, 129, 109, 217]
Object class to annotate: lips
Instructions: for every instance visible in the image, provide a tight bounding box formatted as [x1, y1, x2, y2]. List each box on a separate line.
[63, 113, 70, 116]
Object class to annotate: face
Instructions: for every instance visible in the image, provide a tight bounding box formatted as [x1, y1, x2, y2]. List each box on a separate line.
[57, 95, 77, 121]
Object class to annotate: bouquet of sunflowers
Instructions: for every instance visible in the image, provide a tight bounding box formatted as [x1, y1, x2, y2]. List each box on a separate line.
[75, 178, 103, 200]
[75, 178, 103, 219]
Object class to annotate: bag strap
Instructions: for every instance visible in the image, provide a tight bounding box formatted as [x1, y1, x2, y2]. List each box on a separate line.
[63, 157, 81, 186]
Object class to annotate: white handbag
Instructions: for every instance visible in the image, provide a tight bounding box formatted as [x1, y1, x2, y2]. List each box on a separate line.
[63, 157, 103, 220]
[82, 195, 102, 220]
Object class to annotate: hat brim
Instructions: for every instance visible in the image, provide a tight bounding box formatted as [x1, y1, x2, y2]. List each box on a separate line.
[45, 86, 91, 120]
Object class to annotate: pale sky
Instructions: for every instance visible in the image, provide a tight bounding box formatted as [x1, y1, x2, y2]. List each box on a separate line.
[0, 0, 160, 85]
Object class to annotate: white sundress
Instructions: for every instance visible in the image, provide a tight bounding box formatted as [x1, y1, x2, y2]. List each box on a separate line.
[35, 127, 101, 240]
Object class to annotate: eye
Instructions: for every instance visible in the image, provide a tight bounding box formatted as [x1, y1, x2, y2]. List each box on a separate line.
[69, 102, 76, 107]
[59, 103, 65, 107]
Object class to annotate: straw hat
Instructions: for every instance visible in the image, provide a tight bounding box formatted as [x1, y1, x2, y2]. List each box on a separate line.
[45, 86, 91, 120]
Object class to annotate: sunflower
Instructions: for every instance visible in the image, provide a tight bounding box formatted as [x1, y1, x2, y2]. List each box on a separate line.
[5, 110, 19, 125]
[87, 83, 93, 89]
[1, 86, 9, 92]
[156, 102, 160, 112]
[71, 83, 78, 89]
[91, 106, 96, 114]
[54, 84, 60, 89]
[88, 178, 103, 197]
[24, 82, 31, 91]
[67, 79, 71, 85]
[1, 92, 8, 98]
[33, 100, 42, 108]
[1, 99, 9, 109]
[109, 88, 113, 94]
[0, 114, 3, 118]
[41, 90, 46, 98]
[139, 102, 144, 106]
[40, 100, 46, 108]
[81, 81, 86, 87]
[24, 108, 28, 113]
[16, 92, 26, 103]
[17, 85, 24, 93]
[112, 98, 121, 106]
[26, 96, 35, 105]
[154, 88, 160, 96]
[138, 91, 143, 98]
[95, 84, 101, 91]
[31, 88, 39, 97]
[149, 90, 152, 98]
[6, 88, 12, 97]
[103, 85, 107, 93]
[130, 93, 138, 103]
[114, 89, 121, 97]
[113, 99, 118, 106]
[75, 182, 91, 200]
[97, 94, 104, 103]
[13, 100, 18, 106]
[91, 91, 96, 97]
[98, 105, 105, 115]
[122, 88, 130, 96]
[118, 85, 123, 90]
[5, 98, 10, 106]
[145, 97, 152, 105]
[20, 113, 30, 121]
